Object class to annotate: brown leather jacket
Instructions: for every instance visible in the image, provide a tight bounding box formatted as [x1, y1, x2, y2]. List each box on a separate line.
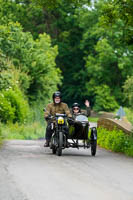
[44, 102, 72, 119]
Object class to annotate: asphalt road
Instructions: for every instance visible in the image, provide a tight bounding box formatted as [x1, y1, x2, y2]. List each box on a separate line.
[0, 139, 133, 200]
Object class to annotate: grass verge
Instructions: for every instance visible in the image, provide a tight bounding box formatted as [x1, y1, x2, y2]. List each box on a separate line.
[88, 117, 99, 123]
[1, 122, 46, 140]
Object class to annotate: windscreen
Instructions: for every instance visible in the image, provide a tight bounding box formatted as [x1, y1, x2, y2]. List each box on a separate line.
[75, 115, 88, 122]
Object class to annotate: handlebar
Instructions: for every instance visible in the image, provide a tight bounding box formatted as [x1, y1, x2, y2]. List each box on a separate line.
[45, 113, 68, 121]
[55, 113, 67, 117]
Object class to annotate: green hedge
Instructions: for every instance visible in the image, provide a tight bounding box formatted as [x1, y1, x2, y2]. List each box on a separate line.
[0, 88, 30, 123]
[97, 127, 133, 157]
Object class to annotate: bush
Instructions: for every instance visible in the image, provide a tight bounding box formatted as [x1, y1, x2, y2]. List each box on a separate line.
[97, 127, 133, 157]
[0, 88, 30, 123]
[124, 132, 133, 156]
[0, 93, 15, 123]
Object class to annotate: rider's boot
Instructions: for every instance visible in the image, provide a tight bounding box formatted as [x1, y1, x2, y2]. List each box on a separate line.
[66, 141, 70, 148]
[66, 136, 70, 147]
[44, 140, 49, 147]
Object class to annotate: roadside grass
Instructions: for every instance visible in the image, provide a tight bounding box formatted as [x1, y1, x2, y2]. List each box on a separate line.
[0, 127, 4, 146]
[1, 122, 45, 140]
[97, 127, 133, 157]
[88, 117, 99, 123]
[0, 103, 46, 140]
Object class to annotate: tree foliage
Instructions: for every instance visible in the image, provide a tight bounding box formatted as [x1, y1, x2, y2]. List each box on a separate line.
[78, 0, 133, 109]
[0, 22, 61, 102]
[93, 85, 119, 112]
[31, 0, 90, 9]
[98, 0, 133, 45]
[0, 0, 133, 113]
[0, 21, 61, 122]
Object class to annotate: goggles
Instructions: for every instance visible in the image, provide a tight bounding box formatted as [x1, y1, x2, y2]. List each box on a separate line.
[73, 107, 79, 110]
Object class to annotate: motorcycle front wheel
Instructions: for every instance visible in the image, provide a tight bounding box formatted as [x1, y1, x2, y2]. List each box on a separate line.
[50, 135, 57, 154]
[57, 131, 63, 156]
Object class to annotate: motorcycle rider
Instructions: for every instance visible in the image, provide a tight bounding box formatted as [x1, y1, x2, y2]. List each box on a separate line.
[72, 100, 91, 118]
[44, 91, 72, 147]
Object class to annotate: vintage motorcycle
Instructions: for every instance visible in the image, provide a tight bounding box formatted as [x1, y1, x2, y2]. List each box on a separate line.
[49, 113, 68, 156]
[49, 113, 97, 156]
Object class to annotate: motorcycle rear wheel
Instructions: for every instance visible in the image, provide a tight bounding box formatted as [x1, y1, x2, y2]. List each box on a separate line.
[50, 136, 57, 154]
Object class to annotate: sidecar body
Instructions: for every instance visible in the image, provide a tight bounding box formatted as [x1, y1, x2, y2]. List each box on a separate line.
[68, 114, 97, 156]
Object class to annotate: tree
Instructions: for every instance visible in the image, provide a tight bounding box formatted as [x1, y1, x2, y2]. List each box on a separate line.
[93, 85, 119, 111]
[1, 0, 133, 111]
[0, 0, 91, 106]
[31, 0, 90, 9]
[78, 0, 133, 110]
[98, 0, 133, 45]
[0, 22, 61, 103]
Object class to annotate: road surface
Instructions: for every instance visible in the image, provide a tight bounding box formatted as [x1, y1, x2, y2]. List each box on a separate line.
[0, 139, 133, 200]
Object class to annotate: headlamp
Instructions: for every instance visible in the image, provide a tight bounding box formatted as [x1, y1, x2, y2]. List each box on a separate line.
[58, 117, 64, 124]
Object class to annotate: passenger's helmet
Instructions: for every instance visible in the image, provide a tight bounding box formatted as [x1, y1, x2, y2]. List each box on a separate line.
[72, 102, 80, 108]
[72, 102, 80, 113]
[53, 91, 61, 102]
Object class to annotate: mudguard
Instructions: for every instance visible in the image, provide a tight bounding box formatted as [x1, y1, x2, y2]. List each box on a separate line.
[91, 127, 97, 140]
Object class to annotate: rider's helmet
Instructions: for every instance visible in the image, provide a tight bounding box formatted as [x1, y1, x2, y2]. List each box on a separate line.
[53, 91, 61, 104]
[72, 102, 80, 113]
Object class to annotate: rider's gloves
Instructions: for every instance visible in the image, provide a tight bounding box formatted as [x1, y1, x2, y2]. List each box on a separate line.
[68, 117, 74, 125]
[45, 115, 52, 121]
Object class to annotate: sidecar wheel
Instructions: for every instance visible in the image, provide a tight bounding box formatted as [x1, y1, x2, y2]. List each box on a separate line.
[91, 140, 97, 156]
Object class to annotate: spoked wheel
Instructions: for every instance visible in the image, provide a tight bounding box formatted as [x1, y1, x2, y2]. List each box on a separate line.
[50, 136, 57, 154]
[91, 140, 97, 156]
[57, 131, 63, 156]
